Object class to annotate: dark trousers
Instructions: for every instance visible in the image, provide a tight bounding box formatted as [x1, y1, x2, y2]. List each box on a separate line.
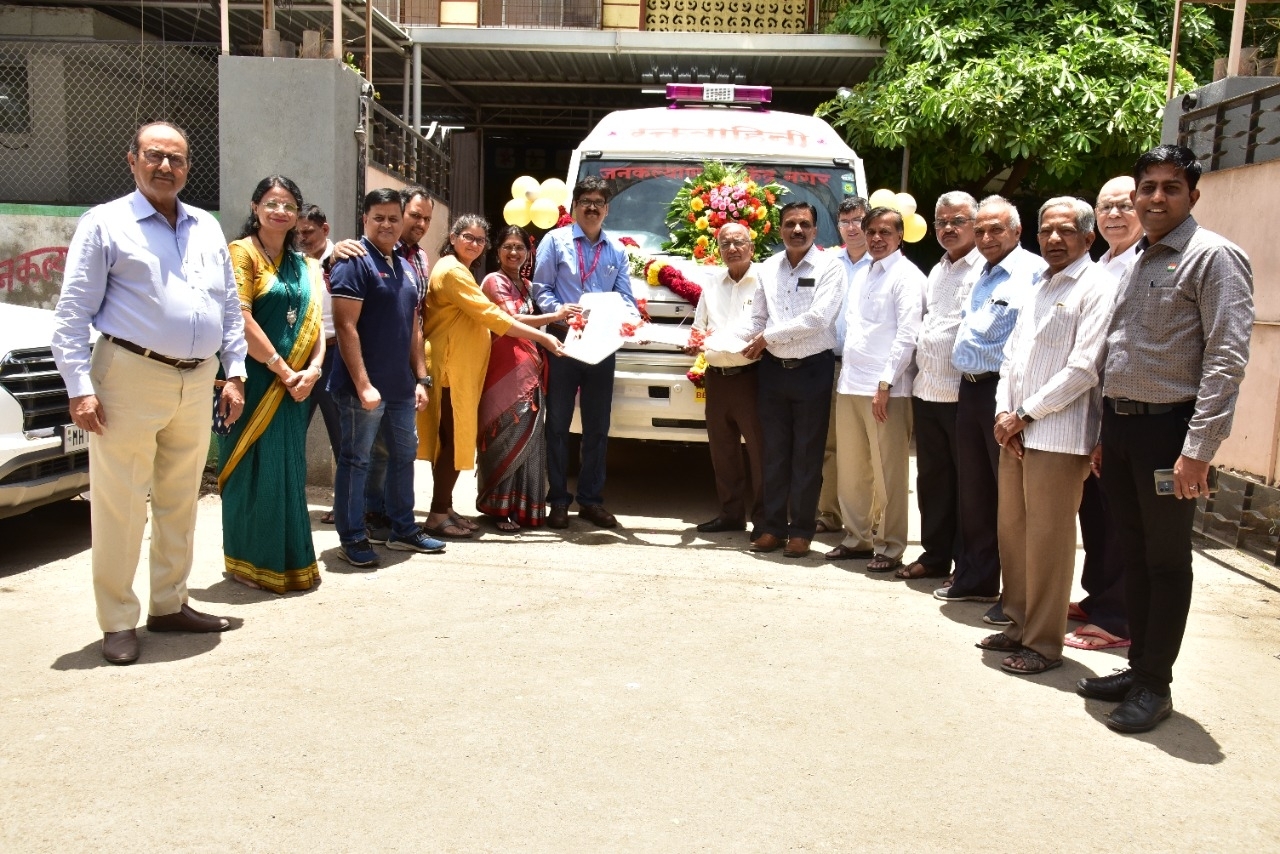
[1077, 474, 1129, 637]
[757, 351, 834, 540]
[546, 352, 615, 508]
[705, 366, 765, 530]
[1100, 403, 1197, 694]
[430, 388, 461, 515]
[912, 397, 960, 572]
[950, 376, 1001, 597]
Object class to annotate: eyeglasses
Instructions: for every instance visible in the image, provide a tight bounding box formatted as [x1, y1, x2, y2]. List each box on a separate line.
[260, 200, 299, 214]
[140, 149, 188, 169]
[1037, 225, 1082, 238]
[1096, 202, 1135, 214]
[456, 233, 487, 246]
[576, 198, 607, 210]
[499, 242, 527, 253]
[837, 219, 863, 230]
[717, 239, 752, 250]
[933, 216, 972, 230]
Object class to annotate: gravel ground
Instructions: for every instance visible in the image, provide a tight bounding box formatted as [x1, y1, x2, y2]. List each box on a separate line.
[2, 442, 1278, 852]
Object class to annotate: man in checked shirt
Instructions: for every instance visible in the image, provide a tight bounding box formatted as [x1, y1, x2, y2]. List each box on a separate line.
[1078, 145, 1253, 734]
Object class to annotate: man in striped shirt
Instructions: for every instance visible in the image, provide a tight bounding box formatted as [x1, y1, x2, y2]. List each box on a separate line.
[978, 198, 1113, 676]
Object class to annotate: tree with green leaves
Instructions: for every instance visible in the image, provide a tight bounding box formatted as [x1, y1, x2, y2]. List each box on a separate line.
[818, 0, 1222, 201]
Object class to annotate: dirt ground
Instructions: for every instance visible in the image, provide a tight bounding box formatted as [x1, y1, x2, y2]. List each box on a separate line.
[2, 442, 1278, 852]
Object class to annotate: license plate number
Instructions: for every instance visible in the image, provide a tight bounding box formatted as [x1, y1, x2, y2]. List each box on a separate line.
[60, 424, 89, 453]
[695, 388, 706, 403]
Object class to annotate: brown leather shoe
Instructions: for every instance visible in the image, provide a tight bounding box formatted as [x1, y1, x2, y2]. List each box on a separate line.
[547, 504, 570, 529]
[750, 532, 784, 552]
[146, 603, 231, 633]
[784, 537, 811, 558]
[102, 629, 139, 665]
[578, 504, 618, 528]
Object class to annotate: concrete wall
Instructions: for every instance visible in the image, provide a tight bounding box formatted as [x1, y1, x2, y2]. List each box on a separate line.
[1194, 162, 1280, 483]
[218, 56, 363, 243]
[0, 205, 82, 309]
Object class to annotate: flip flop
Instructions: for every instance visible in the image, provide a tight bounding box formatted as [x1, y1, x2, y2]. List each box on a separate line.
[320, 511, 335, 525]
[1067, 602, 1089, 622]
[423, 522, 472, 539]
[894, 561, 949, 580]
[1064, 624, 1131, 650]
[448, 512, 480, 532]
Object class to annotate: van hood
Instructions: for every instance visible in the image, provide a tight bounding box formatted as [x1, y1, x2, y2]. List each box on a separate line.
[0, 304, 59, 356]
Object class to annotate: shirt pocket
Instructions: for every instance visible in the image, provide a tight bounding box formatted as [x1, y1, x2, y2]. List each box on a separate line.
[861, 293, 890, 324]
[1039, 304, 1077, 345]
[968, 301, 1016, 341]
[1140, 282, 1192, 334]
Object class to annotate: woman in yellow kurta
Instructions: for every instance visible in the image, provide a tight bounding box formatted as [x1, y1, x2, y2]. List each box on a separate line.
[417, 214, 564, 538]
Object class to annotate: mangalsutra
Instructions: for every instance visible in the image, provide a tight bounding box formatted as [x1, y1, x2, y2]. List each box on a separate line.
[255, 234, 299, 326]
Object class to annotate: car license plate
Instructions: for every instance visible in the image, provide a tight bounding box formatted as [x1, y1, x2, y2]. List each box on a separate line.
[695, 388, 706, 404]
[60, 424, 89, 453]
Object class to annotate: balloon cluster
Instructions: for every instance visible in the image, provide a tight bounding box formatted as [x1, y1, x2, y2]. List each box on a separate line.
[867, 189, 928, 243]
[503, 176, 570, 230]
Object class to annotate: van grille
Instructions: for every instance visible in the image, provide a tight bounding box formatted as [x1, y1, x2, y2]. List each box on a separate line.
[0, 451, 89, 486]
[0, 347, 73, 432]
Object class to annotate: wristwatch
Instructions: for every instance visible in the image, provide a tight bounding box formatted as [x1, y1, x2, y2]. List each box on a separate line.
[1015, 406, 1034, 423]
[417, 376, 433, 388]
[877, 381, 892, 392]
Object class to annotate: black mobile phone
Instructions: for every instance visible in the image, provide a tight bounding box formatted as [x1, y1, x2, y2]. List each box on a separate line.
[1153, 467, 1218, 496]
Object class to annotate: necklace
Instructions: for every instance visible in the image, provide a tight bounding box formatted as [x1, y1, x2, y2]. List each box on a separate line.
[254, 234, 299, 326]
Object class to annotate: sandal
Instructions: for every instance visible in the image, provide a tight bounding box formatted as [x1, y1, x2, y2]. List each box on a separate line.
[976, 632, 1023, 651]
[1067, 602, 1089, 622]
[493, 516, 521, 533]
[1064, 624, 1131, 650]
[1000, 650, 1063, 675]
[448, 511, 479, 532]
[894, 561, 949, 580]
[320, 510, 335, 525]
[422, 520, 472, 539]
[866, 554, 904, 573]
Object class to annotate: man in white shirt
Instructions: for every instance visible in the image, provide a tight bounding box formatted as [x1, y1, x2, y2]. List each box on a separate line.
[1094, 176, 1143, 281]
[896, 191, 983, 581]
[978, 197, 1113, 675]
[692, 223, 765, 537]
[816, 196, 869, 536]
[825, 208, 925, 570]
[741, 202, 845, 558]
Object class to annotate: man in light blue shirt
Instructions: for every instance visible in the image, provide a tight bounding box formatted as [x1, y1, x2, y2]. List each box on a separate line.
[52, 122, 248, 665]
[532, 176, 639, 530]
[935, 195, 1046, 611]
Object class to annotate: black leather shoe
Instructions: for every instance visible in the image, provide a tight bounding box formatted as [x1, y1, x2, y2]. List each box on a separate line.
[1106, 687, 1172, 733]
[1076, 668, 1135, 702]
[547, 505, 570, 529]
[102, 629, 139, 665]
[146, 603, 230, 633]
[579, 504, 618, 528]
[696, 517, 745, 533]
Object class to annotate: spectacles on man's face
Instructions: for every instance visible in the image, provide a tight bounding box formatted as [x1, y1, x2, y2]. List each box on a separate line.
[837, 219, 864, 231]
[261, 200, 299, 214]
[933, 216, 972, 230]
[1096, 201, 1135, 215]
[718, 239, 752, 250]
[140, 149, 188, 170]
[457, 232, 487, 246]
[576, 197, 607, 210]
[1037, 225, 1082, 238]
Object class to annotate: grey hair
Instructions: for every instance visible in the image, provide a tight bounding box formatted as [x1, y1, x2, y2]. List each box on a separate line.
[935, 191, 977, 218]
[978, 194, 1020, 230]
[1038, 196, 1096, 234]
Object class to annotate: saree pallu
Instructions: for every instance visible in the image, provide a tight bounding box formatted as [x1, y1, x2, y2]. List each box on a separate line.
[476, 273, 547, 526]
[218, 241, 322, 592]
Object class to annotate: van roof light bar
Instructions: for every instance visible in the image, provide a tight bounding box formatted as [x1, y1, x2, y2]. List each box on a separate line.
[666, 83, 772, 107]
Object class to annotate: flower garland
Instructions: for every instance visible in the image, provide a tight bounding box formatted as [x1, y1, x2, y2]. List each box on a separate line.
[663, 161, 785, 265]
[619, 236, 702, 308]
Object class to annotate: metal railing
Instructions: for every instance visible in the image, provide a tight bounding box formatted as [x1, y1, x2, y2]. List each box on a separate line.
[1177, 80, 1280, 173]
[365, 98, 452, 203]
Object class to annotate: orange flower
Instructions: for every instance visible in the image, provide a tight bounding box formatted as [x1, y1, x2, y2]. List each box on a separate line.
[762, 221, 771, 234]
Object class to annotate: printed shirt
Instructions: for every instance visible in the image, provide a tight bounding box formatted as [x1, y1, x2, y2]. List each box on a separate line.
[951, 244, 1047, 376]
[694, 263, 759, 368]
[914, 245, 983, 402]
[742, 244, 844, 360]
[530, 223, 639, 321]
[837, 250, 925, 397]
[995, 255, 1114, 456]
[830, 247, 871, 354]
[1103, 215, 1254, 461]
[52, 190, 247, 397]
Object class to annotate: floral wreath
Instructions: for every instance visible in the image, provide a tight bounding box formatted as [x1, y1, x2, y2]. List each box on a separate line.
[664, 161, 785, 265]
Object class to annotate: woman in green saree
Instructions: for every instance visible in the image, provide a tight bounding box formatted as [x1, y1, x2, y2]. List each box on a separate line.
[219, 175, 325, 592]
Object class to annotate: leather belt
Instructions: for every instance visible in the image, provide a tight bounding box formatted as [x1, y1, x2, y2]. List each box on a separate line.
[325, 336, 338, 347]
[961, 371, 1000, 383]
[764, 351, 828, 370]
[706, 363, 758, 376]
[1106, 397, 1194, 416]
[103, 334, 208, 370]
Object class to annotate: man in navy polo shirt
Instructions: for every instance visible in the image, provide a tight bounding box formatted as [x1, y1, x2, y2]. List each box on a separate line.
[328, 188, 443, 565]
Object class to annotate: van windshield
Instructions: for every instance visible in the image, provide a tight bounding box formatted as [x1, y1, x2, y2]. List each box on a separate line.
[579, 161, 857, 257]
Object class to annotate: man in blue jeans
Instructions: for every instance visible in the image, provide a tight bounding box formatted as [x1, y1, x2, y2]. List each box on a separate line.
[328, 188, 444, 565]
[532, 176, 639, 530]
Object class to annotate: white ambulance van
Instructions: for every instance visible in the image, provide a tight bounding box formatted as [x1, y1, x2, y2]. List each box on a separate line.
[567, 84, 867, 443]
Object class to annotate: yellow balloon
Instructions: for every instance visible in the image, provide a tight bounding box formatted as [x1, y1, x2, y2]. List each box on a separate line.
[504, 198, 532, 227]
[894, 193, 917, 217]
[868, 188, 897, 210]
[511, 175, 540, 201]
[903, 213, 928, 243]
[539, 178, 570, 207]
[529, 197, 559, 230]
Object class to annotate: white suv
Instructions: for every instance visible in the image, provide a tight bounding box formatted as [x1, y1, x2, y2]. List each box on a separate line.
[0, 303, 90, 518]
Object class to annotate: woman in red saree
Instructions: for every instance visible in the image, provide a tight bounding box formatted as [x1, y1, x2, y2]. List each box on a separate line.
[477, 225, 573, 531]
